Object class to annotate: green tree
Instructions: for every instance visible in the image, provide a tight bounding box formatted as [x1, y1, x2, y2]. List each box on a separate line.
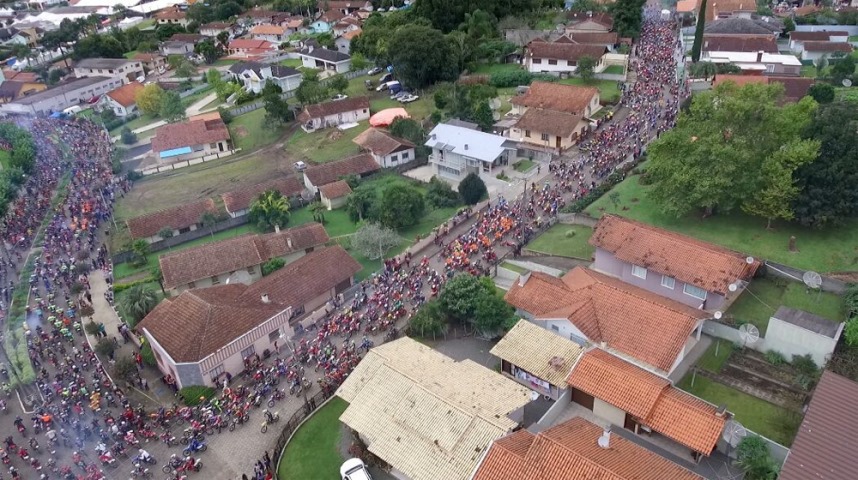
[831, 54, 856, 81]
[610, 0, 647, 39]
[438, 274, 516, 335]
[262, 83, 292, 125]
[262, 257, 286, 276]
[378, 183, 425, 229]
[120, 127, 137, 145]
[389, 117, 425, 144]
[249, 190, 291, 231]
[120, 284, 159, 327]
[295, 70, 329, 104]
[130, 239, 149, 266]
[346, 186, 376, 222]
[135, 83, 165, 116]
[72, 34, 125, 59]
[351, 222, 401, 260]
[691, 0, 707, 62]
[472, 100, 494, 131]
[426, 176, 460, 207]
[199, 211, 218, 239]
[328, 74, 349, 94]
[736, 436, 779, 480]
[408, 300, 447, 338]
[845, 318, 858, 347]
[159, 90, 186, 123]
[194, 38, 223, 64]
[807, 83, 835, 103]
[350, 52, 369, 69]
[458, 172, 487, 205]
[389, 25, 458, 88]
[577, 55, 597, 82]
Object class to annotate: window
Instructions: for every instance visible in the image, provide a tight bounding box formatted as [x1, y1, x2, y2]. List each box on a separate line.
[551, 324, 560, 332]
[533, 58, 542, 64]
[247, 266, 256, 275]
[390, 154, 398, 162]
[631, 265, 647, 279]
[683, 284, 708, 300]
[241, 345, 256, 359]
[548, 59, 557, 65]
[541, 133, 549, 141]
[187, 282, 195, 289]
[210, 143, 217, 149]
[209, 364, 224, 378]
[401, 151, 409, 160]
[268, 329, 280, 342]
[211, 276, 220, 285]
[661, 275, 675, 289]
[525, 130, 531, 138]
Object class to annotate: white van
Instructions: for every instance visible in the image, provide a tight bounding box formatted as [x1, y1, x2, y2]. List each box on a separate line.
[62, 105, 83, 116]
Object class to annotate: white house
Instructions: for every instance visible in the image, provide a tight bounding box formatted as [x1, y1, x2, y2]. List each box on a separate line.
[352, 127, 415, 168]
[0, 76, 124, 115]
[250, 24, 287, 44]
[800, 41, 854, 62]
[702, 50, 802, 76]
[523, 41, 607, 75]
[425, 122, 519, 182]
[335, 28, 361, 55]
[73, 58, 145, 84]
[296, 96, 370, 131]
[229, 62, 302, 94]
[788, 30, 849, 53]
[100, 81, 145, 117]
[298, 45, 351, 73]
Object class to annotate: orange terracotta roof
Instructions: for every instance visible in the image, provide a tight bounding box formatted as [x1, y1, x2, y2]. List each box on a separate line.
[647, 388, 727, 455]
[250, 24, 286, 35]
[341, 28, 361, 40]
[221, 177, 304, 214]
[318, 179, 352, 199]
[590, 214, 760, 296]
[707, 0, 755, 22]
[506, 267, 704, 372]
[106, 81, 144, 107]
[475, 417, 704, 480]
[126, 199, 217, 239]
[510, 81, 598, 114]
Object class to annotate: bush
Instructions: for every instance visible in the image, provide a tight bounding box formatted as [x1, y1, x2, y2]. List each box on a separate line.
[845, 283, 858, 318]
[565, 230, 577, 238]
[792, 353, 819, 375]
[140, 343, 157, 367]
[120, 127, 137, 145]
[218, 107, 233, 124]
[95, 339, 116, 357]
[765, 350, 786, 365]
[736, 435, 779, 480]
[178, 386, 216, 406]
[113, 357, 137, 382]
[426, 176, 460, 208]
[84, 321, 100, 335]
[408, 300, 447, 339]
[112, 277, 155, 293]
[489, 70, 533, 88]
[563, 171, 625, 213]
[262, 257, 286, 276]
[458, 173, 487, 205]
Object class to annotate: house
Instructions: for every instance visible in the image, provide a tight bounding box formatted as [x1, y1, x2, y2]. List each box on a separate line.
[589, 215, 760, 311]
[221, 176, 305, 218]
[336, 337, 532, 480]
[425, 122, 519, 182]
[298, 45, 351, 73]
[228, 62, 302, 94]
[280, 17, 306, 35]
[226, 39, 277, 60]
[713, 74, 814, 102]
[100, 81, 145, 117]
[702, 34, 778, 53]
[154, 7, 189, 27]
[0, 79, 46, 104]
[490, 319, 585, 401]
[318, 180, 351, 210]
[8, 27, 41, 48]
[507, 82, 600, 154]
[126, 199, 219, 243]
[473, 417, 704, 480]
[139, 245, 361, 388]
[73, 58, 144, 84]
[800, 41, 854, 62]
[296, 96, 370, 131]
[558, 31, 619, 51]
[200, 22, 235, 37]
[303, 153, 379, 192]
[764, 307, 844, 368]
[151, 112, 233, 163]
[332, 17, 361, 37]
[566, 11, 614, 33]
[318, 0, 373, 15]
[310, 9, 346, 33]
[158, 223, 329, 293]
[702, 0, 756, 21]
[250, 24, 287, 43]
[159, 34, 205, 56]
[242, 9, 279, 26]
[703, 17, 782, 37]
[132, 53, 167, 74]
[788, 30, 849, 53]
[0, 76, 124, 115]
[523, 41, 607, 75]
[505, 266, 708, 376]
[352, 127, 415, 168]
[702, 50, 802, 76]
[779, 371, 858, 480]
[566, 349, 728, 459]
[335, 28, 361, 54]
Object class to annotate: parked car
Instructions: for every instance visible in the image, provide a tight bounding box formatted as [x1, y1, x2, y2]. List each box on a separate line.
[293, 161, 307, 171]
[378, 73, 393, 84]
[391, 90, 408, 100]
[340, 458, 372, 480]
[401, 94, 420, 103]
[376, 80, 400, 92]
[332, 94, 349, 100]
[367, 66, 383, 75]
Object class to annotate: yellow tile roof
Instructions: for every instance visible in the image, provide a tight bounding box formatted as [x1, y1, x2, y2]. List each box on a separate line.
[490, 319, 585, 386]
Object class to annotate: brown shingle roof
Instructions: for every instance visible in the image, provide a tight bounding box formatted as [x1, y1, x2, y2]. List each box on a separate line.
[789, 30, 848, 41]
[241, 246, 361, 307]
[126, 199, 217, 239]
[318, 180, 352, 199]
[707, 0, 755, 22]
[475, 417, 704, 480]
[155, 8, 185, 20]
[780, 371, 858, 480]
[221, 177, 304, 214]
[802, 41, 853, 53]
[159, 223, 329, 289]
[702, 34, 778, 53]
[106, 81, 144, 107]
[514, 108, 582, 137]
[297, 96, 370, 122]
[132, 53, 165, 62]
[561, 31, 619, 45]
[150, 115, 231, 154]
[169, 33, 204, 42]
[341, 28, 362, 40]
[511, 81, 599, 114]
[526, 42, 607, 64]
[505, 267, 705, 372]
[590, 214, 761, 296]
[567, 349, 726, 455]
[352, 127, 414, 157]
[138, 284, 287, 363]
[304, 153, 379, 187]
[566, 11, 614, 29]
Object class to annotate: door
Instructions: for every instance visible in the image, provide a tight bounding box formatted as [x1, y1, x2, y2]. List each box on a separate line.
[624, 413, 639, 432]
[571, 388, 594, 410]
[555, 136, 562, 149]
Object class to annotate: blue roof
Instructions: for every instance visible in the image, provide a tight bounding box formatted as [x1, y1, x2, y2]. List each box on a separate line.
[159, 146, 193, 159]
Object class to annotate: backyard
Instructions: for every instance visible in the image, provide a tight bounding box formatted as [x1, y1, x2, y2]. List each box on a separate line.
[229, 108, 282, 152]
[558, 78, 621, 103]
[278, 397, 348, 480]
[285, 122, 368, 164]
[525, 225, 595, 260]
[585, 172, 858, 273]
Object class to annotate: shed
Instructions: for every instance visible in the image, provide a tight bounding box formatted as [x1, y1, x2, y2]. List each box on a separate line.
[765, 306, 843, 368]
[318, 180, 352, 210]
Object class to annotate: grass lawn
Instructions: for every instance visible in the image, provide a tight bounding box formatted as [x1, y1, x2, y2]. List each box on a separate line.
[526, 225, 595, 260]
[109, 114, 159, 136]
[137, 18, 155, 30]
[677, 375, 801, 446]
[181, 86, 215, 109]
[603, 65, 625, 75]
[558, 78, 621, 103]
[799, 65, 817, 78]
[212, 59, 238, 67]
[0, 150, 10, 170]
[278, 58, 302, 68]
[290, 206, 357, 238]
[726, 276, 844, 335]
[585, 173, 858, 273]
[278, 397, 347, 480]
[471, 63, 522, 75]
[229, 109, 282, 151]
[513, 159, 535, 173]
[696, 341, 734, 373]
[501, 261, 527, 274]
[285, 122, 368, 164]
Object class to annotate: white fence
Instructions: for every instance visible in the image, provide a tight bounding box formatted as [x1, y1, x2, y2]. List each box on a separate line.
[134, 148, 242, 176]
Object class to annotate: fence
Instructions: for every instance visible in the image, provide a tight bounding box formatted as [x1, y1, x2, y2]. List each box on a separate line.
[272, 388, 336, 475]
[112, 215, 250, 264]
[134, 148, 242, 176]
[764, 260, 847, 294]
[555, 212, 598, 227]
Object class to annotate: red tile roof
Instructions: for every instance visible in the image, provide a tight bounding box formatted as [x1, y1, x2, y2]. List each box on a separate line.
[159, 223, 329, 289]
[474, 417, 704, 480]
[590, 214, 760, 296]
[566, 11, 614, 30]
[229, 39, 275, 50]
[297, 96, 370, 122]
[318, 180, 352, 199]
[780, 371, 858, 480]
[126, 199, 217, 239]
[304, 153, 379, 187]
[802, 41, 853, 53]
[106, 81, 144, 107]
[150, 115, 231, 154]
[510, 81, 599, 114]
[789, 30, 848, 41]
[221, 177, 304, 214]
[526, 42, 607, 64]
[560, 31, 619, 45]
[702, 34, 778, 53]
[352, 127, 414, 157]
[505, 267, 705, 372]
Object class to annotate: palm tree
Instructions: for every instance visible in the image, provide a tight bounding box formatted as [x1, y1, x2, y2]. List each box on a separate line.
[130, 239, 149, 266]
[249, 190, 291, 231]
[309, 201, 326, 224]
[120, 285, 159, 327]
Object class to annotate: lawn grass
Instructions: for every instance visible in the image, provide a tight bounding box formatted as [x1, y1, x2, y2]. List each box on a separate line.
[696, 341, 733, 373]
[109, 114, 160, 136]
[513, 159, 535, 173]
[285, 121, 368, 164]
[585, 173, 858, 273]
[229, 109, 282, 151]
[501, 261, 527, 274]
[471, 63, 523, 75]
[212, 59, 238, 66]
[603, 65, 625, 75]
[181, 86, 215, 109]
[677, 375, 801, 446]
[290, 205, 357, 238]
[124, 50, 139, 59]
[558, 78, 621, 103]
[278, 58, 302, 68]
[137, 18, 156, 30]
[799, 65, 817, 78]
[526, 225, 595, 260]
[726, 276, 844, 335]
[850, 35, 858, 42]
[278, 397, 348, 480]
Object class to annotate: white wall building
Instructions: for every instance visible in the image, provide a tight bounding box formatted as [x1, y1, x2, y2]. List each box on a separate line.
[425, 122, 519, 182]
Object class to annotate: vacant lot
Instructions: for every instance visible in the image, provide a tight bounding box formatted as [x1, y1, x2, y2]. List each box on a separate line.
[286, 122, 368, 164]
[230, 109, 282, 152]
[526, 225, 595, 260]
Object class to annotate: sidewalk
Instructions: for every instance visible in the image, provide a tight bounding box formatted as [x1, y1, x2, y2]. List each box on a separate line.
[186, 92, 219, 116]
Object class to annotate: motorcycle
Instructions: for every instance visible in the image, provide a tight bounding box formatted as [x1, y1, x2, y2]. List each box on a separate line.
[260, 410, 280, 434]
[133, 451, 157, 465]
[130, 464, 151, 478]
[98, 452, 116, 468]
[181, 438, 207, 457]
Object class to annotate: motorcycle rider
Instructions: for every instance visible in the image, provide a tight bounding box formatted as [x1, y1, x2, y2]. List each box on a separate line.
[137, 448, 153, 464]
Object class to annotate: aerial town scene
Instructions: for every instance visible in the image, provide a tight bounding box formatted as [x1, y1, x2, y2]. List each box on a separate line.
[0, 0, 855, 478]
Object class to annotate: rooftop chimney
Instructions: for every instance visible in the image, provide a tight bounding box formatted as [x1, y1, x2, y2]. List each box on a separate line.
[287, 237, 293, 249]
[261, 293, 270, 304]
[597, 426, 611, 449]
[600, 340, 607, 349]
[756, 50, 763, 63]
[518, 271, 531, 287]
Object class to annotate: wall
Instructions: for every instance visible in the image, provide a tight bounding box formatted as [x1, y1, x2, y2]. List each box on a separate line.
[764, 260, 846, 294]
[556, 212, 598, 227]
[174, 362, 205, 388]
[593, 397, 626, 426]
[761, 317, 841, 368]
[307, 107, 370, 129]
[113, 215, 250, 264]
[794, 24, 858, 35]
[135, 148, 241, 176]
[542, 318, 589, 346]
[536, 388, 572, 427]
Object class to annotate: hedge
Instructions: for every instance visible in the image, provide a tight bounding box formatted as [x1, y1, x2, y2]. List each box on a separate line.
[140, 343, 157, 367]
[113, 277, 156, 293]
[178, 386, 217, 406]
[562, 171, 626, 213]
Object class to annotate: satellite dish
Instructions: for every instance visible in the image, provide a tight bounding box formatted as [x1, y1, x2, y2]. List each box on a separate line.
[722, 419, 747, 447]
[713, 311, 723, 320]
[728, 283, 738, 292]
[803, 271, 822, 290]
[843, 78, 853, 87]
[745, 256, 755, 265]
[739, 323, 760, 345]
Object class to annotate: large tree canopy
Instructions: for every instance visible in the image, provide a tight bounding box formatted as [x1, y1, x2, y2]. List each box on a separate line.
[388, 25, 458, 88]
[646, 83, 819, 222]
